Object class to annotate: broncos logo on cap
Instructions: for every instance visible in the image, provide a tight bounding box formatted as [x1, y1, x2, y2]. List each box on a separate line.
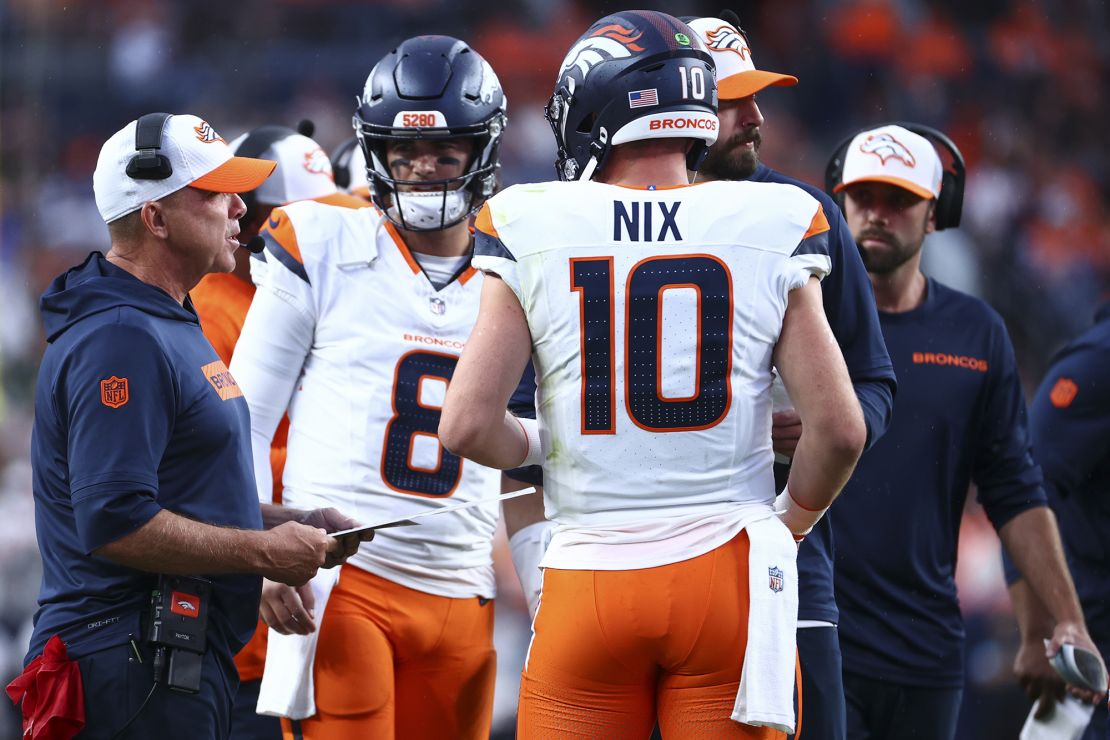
[704, 25, 751, 59]
[303, 147, 334, 179]
[560, 23, 644, 82]
[860, 133, 916, 167]
[194, 120, 225, 144]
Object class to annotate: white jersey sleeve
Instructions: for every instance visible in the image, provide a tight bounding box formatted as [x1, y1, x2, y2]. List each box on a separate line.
[230, 206, 321, 504]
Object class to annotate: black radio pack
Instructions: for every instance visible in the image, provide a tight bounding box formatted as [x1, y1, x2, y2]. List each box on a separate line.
[147, 575, 211, 693]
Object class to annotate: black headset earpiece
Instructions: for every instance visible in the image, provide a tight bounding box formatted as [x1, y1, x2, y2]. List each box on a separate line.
[126, 112, 174, 180]
[824, 122, 965, 230]
[330, 137, 361, 190]
[232, 125, 297, 227]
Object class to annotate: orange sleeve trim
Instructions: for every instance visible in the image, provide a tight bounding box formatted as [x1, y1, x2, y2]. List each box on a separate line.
[803, 206, 830, 240]
[473, 203, 500, 238]
[261, 208, 304, 265]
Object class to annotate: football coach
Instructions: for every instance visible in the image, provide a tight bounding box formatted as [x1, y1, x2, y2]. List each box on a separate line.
[6, 113, 370, 740]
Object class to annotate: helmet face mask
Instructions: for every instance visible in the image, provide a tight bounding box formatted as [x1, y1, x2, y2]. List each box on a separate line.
[354, 36, 507, 231]
[546, 11, 719, 182]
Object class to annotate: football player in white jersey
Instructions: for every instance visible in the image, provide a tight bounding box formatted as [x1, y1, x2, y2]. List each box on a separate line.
[439, 11, 866, 739]
[228, 36, 524, 740]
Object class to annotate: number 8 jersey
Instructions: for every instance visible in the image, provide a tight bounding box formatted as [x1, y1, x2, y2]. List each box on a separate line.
[230, 201, 501, 598]
[473, 180, 831, 570]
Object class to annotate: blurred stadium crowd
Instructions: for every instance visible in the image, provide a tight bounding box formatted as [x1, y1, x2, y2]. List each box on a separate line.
[0, 0, 1107, 737]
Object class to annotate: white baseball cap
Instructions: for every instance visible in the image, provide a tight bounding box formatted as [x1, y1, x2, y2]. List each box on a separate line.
[834, 124, 944, 200]
[93, 113, 276, 223]
[686, 17, 797, 100]
[229, 131, 338, 206]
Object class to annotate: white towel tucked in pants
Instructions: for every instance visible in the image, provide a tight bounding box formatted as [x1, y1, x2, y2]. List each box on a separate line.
[732, 515, 799, 733]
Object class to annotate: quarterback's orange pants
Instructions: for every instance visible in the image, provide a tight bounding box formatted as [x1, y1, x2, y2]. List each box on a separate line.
[518, 530, 784, 740]
[280, 564, 495, 740]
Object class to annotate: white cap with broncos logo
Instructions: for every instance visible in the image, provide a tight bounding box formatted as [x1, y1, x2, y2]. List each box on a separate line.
[228, 131, 338, 206]
[686, 16, 797, 100]
[93, 113, 275, 223]
[834, 124, 944, 200]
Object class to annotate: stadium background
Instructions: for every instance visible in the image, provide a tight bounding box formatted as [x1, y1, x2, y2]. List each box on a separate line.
[0, 0, 1106, 737]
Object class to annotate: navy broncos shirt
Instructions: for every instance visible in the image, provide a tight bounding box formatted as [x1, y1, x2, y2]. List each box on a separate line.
[28, 253, 263, 663]
[1003, 302, 1110, 663]
[750, 164, 896, 623]
[833, 278, 1046, 687]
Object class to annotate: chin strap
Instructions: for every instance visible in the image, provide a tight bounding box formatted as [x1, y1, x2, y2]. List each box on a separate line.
[578, 156, 599, 182]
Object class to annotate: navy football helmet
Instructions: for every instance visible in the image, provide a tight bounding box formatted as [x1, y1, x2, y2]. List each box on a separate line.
[354, 36, 507, 230]
[545, 10, 718, 181]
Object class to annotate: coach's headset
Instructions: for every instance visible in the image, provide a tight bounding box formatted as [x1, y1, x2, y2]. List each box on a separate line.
[125, 112, 174, 180]
[824, 122, 966, 231]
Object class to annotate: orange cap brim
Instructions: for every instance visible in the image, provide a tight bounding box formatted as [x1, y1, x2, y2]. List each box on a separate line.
[190, 156, 277, 193]
[834, 175, 936, 201]
[717, 70, 798, 100]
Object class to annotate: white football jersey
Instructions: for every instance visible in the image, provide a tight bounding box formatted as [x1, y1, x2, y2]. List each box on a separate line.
[472, 180, 831, 569]
[231, 202, 501, 598]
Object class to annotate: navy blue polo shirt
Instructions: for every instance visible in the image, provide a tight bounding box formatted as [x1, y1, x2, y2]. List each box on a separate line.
[833, 278, 1046, 687]
[28, 253, 263, 664]
[1003, 303, 1110, 661]
[750, 164, 897, 624]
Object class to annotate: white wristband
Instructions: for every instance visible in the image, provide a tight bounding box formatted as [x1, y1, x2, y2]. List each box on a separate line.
[773, 486, 828, 541]
[509, 520, 554, 619]
[516, 416, 545, 467]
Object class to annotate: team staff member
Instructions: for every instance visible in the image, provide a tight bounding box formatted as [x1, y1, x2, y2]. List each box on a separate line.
[8, 113, 369, 740]
[190, 124, 367, 740]
[1004, 301, 1110, 738]
[443, 11, 866, 738]
[826, 124, 1103, 740]
[231, 37, 522, 740]
[687, 15, 896, 740]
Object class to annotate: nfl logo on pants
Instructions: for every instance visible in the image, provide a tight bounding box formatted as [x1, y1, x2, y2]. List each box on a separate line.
[768, 566, 784, 593]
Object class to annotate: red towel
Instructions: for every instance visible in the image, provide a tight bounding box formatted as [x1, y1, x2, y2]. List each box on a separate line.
[6, 635, 85, 740]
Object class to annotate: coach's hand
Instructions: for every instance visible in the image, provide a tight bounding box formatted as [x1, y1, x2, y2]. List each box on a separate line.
[771, 410, 802, 459]
[298, 506, 374, 568]
[1047, 622, 1107, 705]
[259, 521, 330, 586]
[260, 579, 317, 636]
[1014, 636, 1065, 718]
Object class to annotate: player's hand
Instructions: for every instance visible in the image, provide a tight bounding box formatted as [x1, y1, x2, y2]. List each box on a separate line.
[298, 507, 375, 568]
[771, 410, 802, 458]
[1014, 637, 1066, 718]
[259, 521, 330, 586]
[1046, 622, 1107, 705]
[260, 579, 317, 636]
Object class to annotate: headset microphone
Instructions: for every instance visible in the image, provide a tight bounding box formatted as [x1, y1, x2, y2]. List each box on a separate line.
[239, 236, 265, 254]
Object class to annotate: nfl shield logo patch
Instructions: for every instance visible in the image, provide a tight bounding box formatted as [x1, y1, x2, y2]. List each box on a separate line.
[429, 296, 446, 315]
[100, 376, 129, 409]
[768, 566, 784, 593]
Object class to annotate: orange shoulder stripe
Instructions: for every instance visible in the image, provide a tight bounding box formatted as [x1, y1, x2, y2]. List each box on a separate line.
[314, 191, 371, 210]
[261, 207, 304, 265]
[803, 205, 830, 240]
[474, 203, 499, 238]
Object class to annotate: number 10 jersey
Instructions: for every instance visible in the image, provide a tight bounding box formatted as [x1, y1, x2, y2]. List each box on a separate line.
[473, 180, 831, 570]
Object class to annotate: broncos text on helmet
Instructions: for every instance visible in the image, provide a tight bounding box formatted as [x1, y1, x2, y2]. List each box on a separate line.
[354, 35, 507, 231]
[545, 10, 718, 182]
